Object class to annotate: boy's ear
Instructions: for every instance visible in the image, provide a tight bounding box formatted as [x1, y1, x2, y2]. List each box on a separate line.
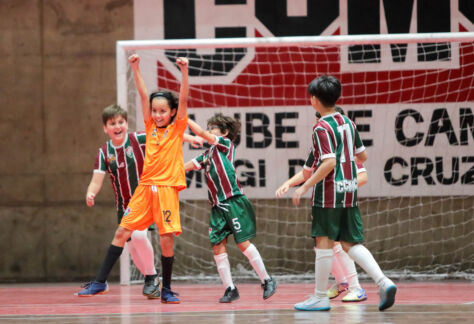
[103, 125, 108, 134]
[223, 129, 229, 137]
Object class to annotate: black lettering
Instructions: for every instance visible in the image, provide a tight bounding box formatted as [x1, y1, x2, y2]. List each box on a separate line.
[348, 110, 373, 147]
[275, 112, 298, 148]
[425, 108, 458, 146]
[384, 157, 409, 186]
[435, 157, 459, 185]
[164, 0, 246, 76]
[395, 109, 424, 146]
[258, 159, 266, 187]
[186, 170, 203, 188]
[410, 157, 435, 185]
[289, 159, 305, 178]
[348, 0, 380, 63]
[233, 113, 241, 147]
[383, 0, 414, 62]
[162, 210, 172, 223]
[246, 113, 272, 148]
[255, 0, 338, 36]
[235, 159, 255, 187]
[461, 156, 474, 184]
[460, 108, 474, 145]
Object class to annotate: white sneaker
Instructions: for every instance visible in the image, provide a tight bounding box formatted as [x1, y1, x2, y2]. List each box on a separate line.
[378, 278, 397, 311]
[342, 287, 367, 302]
[294, 295, 330, 311]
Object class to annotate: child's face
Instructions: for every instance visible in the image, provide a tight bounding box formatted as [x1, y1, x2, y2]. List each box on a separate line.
[104, 115, 128, 145]
[151, 98, 176, 128]
[207, 124, 228, 137]
[310, 95, 324, 115]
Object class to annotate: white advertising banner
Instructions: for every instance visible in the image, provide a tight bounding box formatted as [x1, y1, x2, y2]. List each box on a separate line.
[181, 104, 474, 199]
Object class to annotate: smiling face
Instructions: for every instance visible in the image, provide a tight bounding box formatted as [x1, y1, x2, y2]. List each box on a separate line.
[103, 115, 128, 146]
[151, 97, 176, 128]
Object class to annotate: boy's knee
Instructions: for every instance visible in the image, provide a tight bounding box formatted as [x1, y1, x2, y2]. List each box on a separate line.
[114, 226, 132, 243]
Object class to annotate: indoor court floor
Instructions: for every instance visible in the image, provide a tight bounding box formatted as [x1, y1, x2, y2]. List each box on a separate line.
[0, 281, 472, 323]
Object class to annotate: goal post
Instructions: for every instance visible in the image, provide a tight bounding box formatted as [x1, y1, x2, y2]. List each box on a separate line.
[116, 32, 474, 285]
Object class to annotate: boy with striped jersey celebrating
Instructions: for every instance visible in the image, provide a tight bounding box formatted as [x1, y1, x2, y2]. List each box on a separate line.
[185, 114, 277, 303]
[292, 75, 396, 312]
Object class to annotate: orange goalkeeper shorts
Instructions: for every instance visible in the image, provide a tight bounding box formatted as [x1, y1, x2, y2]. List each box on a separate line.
[120, 184, 182, 235]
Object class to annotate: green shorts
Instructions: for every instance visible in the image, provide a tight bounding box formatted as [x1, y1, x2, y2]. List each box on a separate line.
[311, 206, 364, 243]
[209, 195, 256, 245]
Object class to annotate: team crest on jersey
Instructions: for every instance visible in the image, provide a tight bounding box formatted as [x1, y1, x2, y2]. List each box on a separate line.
[124, 207, 131, 217]
[208, 227, 212, 234]
[107, 154, 116, 164]
[125, 146, 134, 158]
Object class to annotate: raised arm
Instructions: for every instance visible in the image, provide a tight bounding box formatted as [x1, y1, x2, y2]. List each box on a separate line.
[128, 54, 150, 122]
[183, 133, 204, 148]
[85, 172, 106, 207]
[176, 57, 189, 120]
[187, 119, 216, 144]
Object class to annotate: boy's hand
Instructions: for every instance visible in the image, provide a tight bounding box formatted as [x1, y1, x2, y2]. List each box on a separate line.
[191, 135, 204, 148]
[292, 185, 309, 206]
[128, 54, 140, 70]
[275, 183, 290, 198]
[86, 192, 96, 207]
[176, 57, 189, 70]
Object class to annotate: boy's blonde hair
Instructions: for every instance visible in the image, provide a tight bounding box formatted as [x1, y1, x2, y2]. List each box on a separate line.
[102, 104, 127, 125]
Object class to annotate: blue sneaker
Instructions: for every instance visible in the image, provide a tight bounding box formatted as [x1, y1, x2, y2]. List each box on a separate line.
[161, 287, 180, 304]
[294, 295, 330, 311]
[76, 281, 108, 297]
[378, 278, 397, 311]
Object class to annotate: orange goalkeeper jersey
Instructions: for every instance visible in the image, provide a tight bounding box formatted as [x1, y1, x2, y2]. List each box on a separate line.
[139, 115, 187, 191]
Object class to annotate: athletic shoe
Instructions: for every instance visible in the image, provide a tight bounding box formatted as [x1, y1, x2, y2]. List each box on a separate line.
[143, 274, 160, 297]
[327, 282, 348, 299]
[262, 277, 277, 300]
[378, 278, 397, 311]
[294, 295, 330, 311]
[161, 287, 180, 304]
[219, 286, 240, 303]
[76, 281, 108, 297]
[342, 287, 367, 302]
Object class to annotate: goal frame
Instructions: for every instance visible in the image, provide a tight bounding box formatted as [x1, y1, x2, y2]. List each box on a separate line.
[116, 32, 474, 285]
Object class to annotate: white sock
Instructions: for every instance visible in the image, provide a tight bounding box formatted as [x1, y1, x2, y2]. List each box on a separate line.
[334, 245, 360, 290]
[242, 244, 270, 283]
[348, 244, 385, 285]
[130, 229, 157, 276]
[214, 253, 234, 289]
[314, 248, 333, 298]
[331, 244, 347, 284]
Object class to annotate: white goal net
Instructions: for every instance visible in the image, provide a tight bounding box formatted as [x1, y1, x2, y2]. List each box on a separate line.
[116, 33, 474, 284]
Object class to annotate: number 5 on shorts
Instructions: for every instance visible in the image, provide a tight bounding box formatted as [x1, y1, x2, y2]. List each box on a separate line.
[232, 217, 241, 232]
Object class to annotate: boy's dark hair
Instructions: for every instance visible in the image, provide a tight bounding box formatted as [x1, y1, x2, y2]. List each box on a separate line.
[308, 75, 341, 108]
[315, 106, 345, 119]
[102, 104, 127, 125]
[207, 113, 241, 142]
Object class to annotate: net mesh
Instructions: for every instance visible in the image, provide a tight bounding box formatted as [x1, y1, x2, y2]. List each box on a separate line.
[118, 36, 474, 283]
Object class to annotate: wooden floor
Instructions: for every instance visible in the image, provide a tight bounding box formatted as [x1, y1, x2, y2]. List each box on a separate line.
[0, 281, 472, 323]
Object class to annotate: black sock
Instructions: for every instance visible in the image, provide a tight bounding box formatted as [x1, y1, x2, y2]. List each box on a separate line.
[161, 255, 174, 289]
[95, 245, 123, 283]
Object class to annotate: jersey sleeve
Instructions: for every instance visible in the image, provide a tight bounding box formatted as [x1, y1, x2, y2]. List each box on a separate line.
[93, 148, 107, 174]
[175, 114, 188, 135]
[314, 127, 336, 160]
[135, 131, 146, 145]
[215, 136, 230, 151]
[356, 162, 366, 174]
[192, 153, 205, 170]
[304, 148, 315, 170]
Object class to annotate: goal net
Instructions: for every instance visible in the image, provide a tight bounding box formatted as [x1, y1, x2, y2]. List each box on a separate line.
[116, 33, 474, 284]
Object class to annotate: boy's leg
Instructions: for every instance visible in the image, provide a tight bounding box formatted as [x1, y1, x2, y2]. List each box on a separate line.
[344, 243, 396, 310]
[213, 240, 239, 303]
[77, 226, 132, 296]
[327, 243, 349, 299]
[129, 229, 159, 297]
[332, 243, 366, 302]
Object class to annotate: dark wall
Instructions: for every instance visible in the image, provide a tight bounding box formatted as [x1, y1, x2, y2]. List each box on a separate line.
[0, 0, 133, 282]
